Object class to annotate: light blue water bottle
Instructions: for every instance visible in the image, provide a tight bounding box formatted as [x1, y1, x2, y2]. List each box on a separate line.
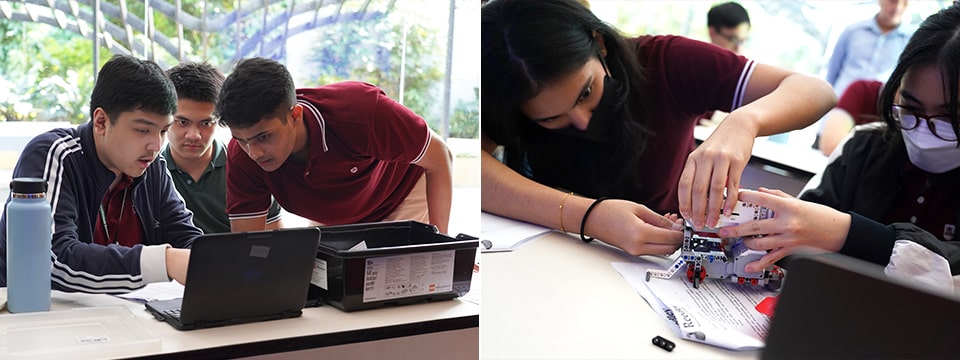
[6, 177, 52, 313]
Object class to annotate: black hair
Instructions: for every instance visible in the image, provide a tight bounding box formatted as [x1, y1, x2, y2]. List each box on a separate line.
[215, 57, 296, 129]
[707, 2, 751, 30]
[878, 3, 960, 143]
[89, 54, 177, 123]
[481, 0, 651, 199]
[166, 62, 225, 104]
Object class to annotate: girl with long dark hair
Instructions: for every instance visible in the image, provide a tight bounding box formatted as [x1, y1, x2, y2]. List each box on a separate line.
[481, 0, 836, 255]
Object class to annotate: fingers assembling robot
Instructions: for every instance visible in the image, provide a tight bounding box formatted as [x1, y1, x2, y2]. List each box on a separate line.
[646, 195, 784, 290]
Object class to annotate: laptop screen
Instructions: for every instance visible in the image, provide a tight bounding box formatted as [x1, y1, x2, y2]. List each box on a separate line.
[762, 252, 960, 359]
[173, 227, 319, 327]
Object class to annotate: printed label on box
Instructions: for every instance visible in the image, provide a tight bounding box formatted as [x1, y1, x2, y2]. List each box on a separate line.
[362, 250, 455, 303]
[77, 335, 111, 344]
[311, 258, 328, 290]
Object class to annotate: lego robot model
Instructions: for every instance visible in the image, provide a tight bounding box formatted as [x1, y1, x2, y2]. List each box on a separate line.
[645, 200, 785, 290]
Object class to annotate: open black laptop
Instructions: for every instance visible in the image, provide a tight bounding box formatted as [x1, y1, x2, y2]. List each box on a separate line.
[762, 251, 960, 359]
[145, 227, 320, 330]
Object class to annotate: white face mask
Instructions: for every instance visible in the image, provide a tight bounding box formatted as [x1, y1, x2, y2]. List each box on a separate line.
[901, 127, 960, 174]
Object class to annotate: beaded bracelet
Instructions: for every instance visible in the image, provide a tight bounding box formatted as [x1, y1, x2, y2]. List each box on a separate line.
[580, 197, 610, 243]
[559, 192, 574, 232]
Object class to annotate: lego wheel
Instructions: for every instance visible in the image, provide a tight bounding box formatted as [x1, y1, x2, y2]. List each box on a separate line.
[764, 278, 782, 291]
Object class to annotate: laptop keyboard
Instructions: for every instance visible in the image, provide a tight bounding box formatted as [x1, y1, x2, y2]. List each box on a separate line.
[162, 307, 182, 320]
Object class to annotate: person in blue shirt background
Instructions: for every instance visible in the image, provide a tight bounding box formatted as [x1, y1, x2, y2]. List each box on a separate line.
[814, 0, 912, 150]
[826, 0, 912, 97]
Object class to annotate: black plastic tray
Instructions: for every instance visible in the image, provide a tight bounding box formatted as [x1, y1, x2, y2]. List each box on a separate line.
[306, 221, 478, 311]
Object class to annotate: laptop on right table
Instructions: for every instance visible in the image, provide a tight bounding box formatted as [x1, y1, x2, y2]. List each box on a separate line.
[146, 227, 320, 330]
[762, 251, 960, 359]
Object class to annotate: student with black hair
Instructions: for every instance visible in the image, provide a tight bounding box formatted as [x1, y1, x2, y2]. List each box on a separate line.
[0, 55, 200, 293]
[217, 58, 452, 234]
[481, 0, 836, 256]
[722, 3, 960, 276]
[707, 2, 751, 54]
[163, 62, 282, 234]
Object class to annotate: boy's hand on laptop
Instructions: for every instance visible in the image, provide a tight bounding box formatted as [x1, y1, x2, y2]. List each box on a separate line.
[166, 248, 190, 285]
[717, 188, 851, 272]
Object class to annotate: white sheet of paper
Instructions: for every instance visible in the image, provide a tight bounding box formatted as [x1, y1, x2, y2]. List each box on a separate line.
[612, 260, 776, 351]
[114, 281, 185, 303]
[480, 212, 552, 252]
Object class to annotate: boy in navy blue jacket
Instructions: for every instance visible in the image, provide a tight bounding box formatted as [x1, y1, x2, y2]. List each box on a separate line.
[0, 55, 199, 293]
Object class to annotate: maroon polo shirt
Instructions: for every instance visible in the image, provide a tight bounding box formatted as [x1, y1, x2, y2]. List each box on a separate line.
[837, 79, 884, 126]
[226, 82, 430, 225]
[94, 175, 144, 247]
[626, 35, 752, 213]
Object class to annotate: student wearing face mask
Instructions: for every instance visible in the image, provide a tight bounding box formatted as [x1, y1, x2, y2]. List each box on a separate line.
[481, 0, 836, 256]
[719, 3, 960, 278]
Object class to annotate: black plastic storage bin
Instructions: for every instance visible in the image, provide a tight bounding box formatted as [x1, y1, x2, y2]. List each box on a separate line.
[305, 221, 478, 311]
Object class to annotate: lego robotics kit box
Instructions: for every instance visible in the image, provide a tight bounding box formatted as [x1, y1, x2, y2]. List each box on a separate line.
[306, 221, 478, 311]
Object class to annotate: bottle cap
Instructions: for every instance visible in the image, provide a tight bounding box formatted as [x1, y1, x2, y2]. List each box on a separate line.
[10, 177, 47, 194]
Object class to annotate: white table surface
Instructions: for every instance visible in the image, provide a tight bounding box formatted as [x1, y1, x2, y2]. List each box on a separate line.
[480, 231, 758, 359]
[0, 286, 479, 359]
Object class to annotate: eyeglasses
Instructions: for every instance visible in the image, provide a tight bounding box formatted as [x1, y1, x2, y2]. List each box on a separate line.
[717, 31, 747, 46]
[892, 105, 957, 141]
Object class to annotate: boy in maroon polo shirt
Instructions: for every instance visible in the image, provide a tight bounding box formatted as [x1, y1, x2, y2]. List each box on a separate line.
[216, 58, 452, 234]
[817, 79, 884, 156]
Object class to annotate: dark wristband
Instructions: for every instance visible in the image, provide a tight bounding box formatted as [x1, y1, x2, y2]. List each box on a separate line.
[580, 197, 610, 243]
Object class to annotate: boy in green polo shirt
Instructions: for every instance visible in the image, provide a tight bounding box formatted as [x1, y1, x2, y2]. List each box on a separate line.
[162, 62, 282, 233]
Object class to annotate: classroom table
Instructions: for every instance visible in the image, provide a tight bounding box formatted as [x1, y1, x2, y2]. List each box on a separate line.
[0, 285, 479, 359]
[480, 231, 759, 359]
